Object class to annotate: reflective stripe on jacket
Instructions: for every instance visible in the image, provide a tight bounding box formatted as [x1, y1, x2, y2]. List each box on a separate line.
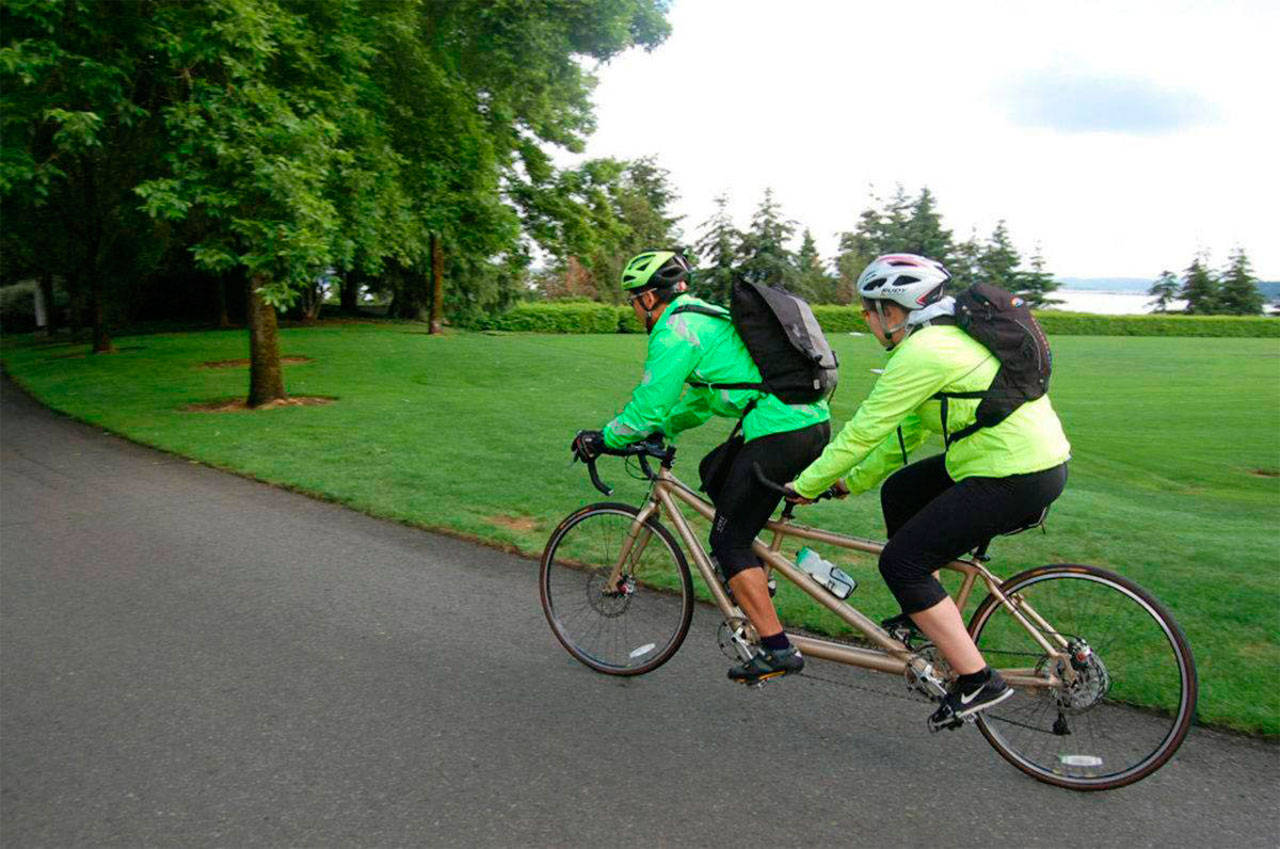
[603, 294, 829, 449]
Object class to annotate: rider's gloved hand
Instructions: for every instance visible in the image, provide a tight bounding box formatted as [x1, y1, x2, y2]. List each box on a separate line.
[571, 430, 607, 462]
[783, 482, 816, 505]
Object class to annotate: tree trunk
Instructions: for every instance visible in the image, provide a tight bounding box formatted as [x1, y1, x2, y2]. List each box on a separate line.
[340, 272, 359, 313]
[215, 275, 231, 327]
[429, 233, 444, 334]
[89, 274, 115, 354]
[247, 275, 286, 407]
[37, 272, 56, 337]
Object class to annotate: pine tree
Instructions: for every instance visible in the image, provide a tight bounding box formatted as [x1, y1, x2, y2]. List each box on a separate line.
[1217, 248, 1264, 315]
[1179, 255, 1219, 315]
[1146, 270, 1180, 313]
[794, 228, 838, 302]
[900, 187, 953, 260]
[738, 188, 796, 289]
[948, 229, 983, 289]
[835, 189, 882, 302]
[692, 193, 741, 305]
[1018, 243, 1061, 308]
[978, 220, 1023, 291]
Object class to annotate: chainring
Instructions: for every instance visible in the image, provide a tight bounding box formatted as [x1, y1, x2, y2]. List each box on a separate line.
[717, 617, 759, 662]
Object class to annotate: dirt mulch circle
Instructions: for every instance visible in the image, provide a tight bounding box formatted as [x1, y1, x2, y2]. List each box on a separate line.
[486, 515, 540, 534]
[183, 396, 335, 413]
[200, 356, 313, 369]
[48, 345, 145, 360]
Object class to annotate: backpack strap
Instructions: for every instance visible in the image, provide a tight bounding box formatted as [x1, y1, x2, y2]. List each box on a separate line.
[669, 303, 730, 320]
[669, 303, 768, 394]
[932, 391, 991, 447]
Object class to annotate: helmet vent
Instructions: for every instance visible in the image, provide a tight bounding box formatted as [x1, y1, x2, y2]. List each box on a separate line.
[895, 275, 920, 285]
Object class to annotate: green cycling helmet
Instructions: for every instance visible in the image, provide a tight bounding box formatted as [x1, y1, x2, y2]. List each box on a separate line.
[620, 250, 691, 291]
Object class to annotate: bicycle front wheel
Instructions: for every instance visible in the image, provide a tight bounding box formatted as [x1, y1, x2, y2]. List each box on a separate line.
[969, 564, 1197, 791]
[540, 503, 694, 676]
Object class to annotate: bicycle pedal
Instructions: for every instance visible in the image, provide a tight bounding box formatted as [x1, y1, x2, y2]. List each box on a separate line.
[927, 716, 966, 733]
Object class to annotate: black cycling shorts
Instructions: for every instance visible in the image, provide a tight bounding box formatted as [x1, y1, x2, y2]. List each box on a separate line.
[878, 454, 1068, 614]
[708, 421, 830, 580]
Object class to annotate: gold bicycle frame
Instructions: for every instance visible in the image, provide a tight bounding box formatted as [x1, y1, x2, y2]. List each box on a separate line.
[606, 465, 1072, 690]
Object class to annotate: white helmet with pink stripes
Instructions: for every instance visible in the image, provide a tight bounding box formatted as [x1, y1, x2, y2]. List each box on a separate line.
[856, 254, 951, 311]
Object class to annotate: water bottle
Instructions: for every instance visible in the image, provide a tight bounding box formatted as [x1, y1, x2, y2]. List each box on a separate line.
[796, 547, 856, 599]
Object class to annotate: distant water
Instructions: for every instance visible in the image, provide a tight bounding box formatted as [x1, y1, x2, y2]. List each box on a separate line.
[1042, 290, 1185, 315]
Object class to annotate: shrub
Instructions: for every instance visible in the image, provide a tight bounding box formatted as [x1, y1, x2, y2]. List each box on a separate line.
[1034, 311, 1280, 337]
[811, 305, 870, 335]
[0, 281, 38, 333]
[462, 302, 1279, 338]
[465, 302, 622, 334]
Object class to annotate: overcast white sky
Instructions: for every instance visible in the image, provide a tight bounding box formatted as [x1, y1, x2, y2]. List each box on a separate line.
[571, 0, 1279, 279]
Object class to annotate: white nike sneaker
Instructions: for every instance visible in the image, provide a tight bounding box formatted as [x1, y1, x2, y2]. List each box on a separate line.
[928, 669, 1013, 731]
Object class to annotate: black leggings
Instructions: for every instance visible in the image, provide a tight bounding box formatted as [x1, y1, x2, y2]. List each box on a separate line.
[879, 454, 1068, 614]
[709, 422, 830, 579]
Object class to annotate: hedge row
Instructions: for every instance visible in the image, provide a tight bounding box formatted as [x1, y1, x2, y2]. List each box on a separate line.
[464, 302, 1279, 338]
[1033, 311, 1280, 337]
[467, 302, 641, 334]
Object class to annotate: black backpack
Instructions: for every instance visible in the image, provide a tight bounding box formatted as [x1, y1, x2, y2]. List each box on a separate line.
[671, 277, 839, 405]
[933, 282, 1052, 445]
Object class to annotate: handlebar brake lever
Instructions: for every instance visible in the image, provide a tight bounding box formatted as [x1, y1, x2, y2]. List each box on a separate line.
[586, 457, 613, 496]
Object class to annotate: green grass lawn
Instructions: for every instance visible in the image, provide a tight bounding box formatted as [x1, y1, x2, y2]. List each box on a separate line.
[3, 323, 1278, 734]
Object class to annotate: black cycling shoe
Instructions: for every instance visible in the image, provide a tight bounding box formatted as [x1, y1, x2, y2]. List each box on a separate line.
[728, 645, 805, 685]
[928, 669, 1014, 731]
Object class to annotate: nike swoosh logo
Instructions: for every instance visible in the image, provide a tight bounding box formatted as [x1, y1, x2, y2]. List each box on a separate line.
[960, 689, 982, 705]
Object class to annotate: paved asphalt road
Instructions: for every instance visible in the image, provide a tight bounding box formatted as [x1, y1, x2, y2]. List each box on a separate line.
[2, 377, 1277, 848]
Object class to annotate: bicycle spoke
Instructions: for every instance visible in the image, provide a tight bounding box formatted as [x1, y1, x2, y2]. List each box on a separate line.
[540, 505, 693, 676]
[972, 566, 1196, 790]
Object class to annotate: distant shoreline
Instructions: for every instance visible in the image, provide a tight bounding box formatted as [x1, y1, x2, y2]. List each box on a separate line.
[1044, 288, 1278, 316]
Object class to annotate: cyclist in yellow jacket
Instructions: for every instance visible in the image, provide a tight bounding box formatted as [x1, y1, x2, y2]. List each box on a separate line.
[788, 254, 1070, 729]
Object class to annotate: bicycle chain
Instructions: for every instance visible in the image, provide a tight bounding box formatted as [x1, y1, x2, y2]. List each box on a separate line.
[794, 668, 933, 705]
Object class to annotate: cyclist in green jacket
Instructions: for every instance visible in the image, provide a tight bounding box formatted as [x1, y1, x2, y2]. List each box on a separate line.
[787, 254, 1070, 729]
[572, 250, 830, 684]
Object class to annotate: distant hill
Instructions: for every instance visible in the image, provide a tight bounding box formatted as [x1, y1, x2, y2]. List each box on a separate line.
[1057, 277, 1280, 300]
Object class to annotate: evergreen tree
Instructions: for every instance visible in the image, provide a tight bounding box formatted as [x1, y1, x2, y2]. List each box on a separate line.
[794, 228, 838, 302]
[947, 229, 983, 290]
[1147, 270, 1181, 313]
[738, 188, 796, 289]
[978, 220, 1023, 291]
[836, 185, 957, 299]
[1179, 255, 1219, 314]
[834, 185, 889, 303]
[1217, 248, 1264, 315]
[1018, 244, 1061, 308]
[900, 187, 953, 260]
[692, 194, 741, 304]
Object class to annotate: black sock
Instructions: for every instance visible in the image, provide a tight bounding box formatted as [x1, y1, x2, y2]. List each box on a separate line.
[957, 667, 991, 691]
[761, 632, 791, 652]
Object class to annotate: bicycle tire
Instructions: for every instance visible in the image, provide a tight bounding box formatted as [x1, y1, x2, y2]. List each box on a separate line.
[968, 564, 1197, 791]
[540, 502, 694, 676]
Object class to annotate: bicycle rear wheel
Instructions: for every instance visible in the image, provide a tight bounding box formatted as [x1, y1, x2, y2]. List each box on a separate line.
[969, 564, 1197, 791]
[540, 503, 693, 676]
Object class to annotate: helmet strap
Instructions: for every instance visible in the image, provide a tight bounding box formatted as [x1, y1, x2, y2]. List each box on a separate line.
[874, 300, 910, 350]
